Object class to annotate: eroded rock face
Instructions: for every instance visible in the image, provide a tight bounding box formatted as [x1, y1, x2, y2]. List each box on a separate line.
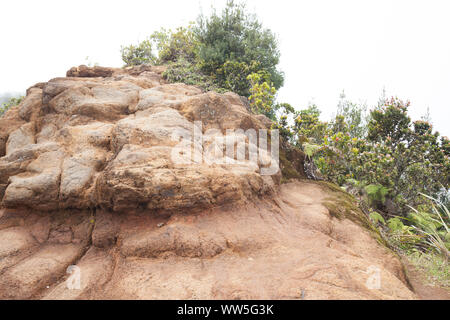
[0, 65, 277, 212]
[0, 65, 418, 300]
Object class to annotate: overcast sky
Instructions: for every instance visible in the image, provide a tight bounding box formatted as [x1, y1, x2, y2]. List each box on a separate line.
[1, 0, 449, 136]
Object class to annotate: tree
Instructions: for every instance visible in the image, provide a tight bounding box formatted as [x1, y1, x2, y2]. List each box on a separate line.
[292, 104, 328, 145]
[334, 91, 368, 138]
[367, 97, 411, 145]
[195, 0, 284, 95]
[119, 1, 284, 102]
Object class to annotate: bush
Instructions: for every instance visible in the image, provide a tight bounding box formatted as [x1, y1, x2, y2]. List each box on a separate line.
[0, 96, 23, 116]
[335, 91, 368, 139]
[292, 105, 328, 145]
[120, 1, 284, 102]
[216, 60, 269, 97]
[162, 58, 226, 93]
[120, 39, 155, 66]
[274, 95, 448, 216]
[151, 24, 199, 64]
[247, 72, 276, 117]
[195, 0, 284, 94]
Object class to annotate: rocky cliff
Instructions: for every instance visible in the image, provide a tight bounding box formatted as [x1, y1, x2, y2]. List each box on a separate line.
[0, 65, 417, 299]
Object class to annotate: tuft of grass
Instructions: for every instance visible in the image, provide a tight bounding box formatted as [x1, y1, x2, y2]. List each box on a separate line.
[403, 193, 450, 262]
[407, 251, 450, 288]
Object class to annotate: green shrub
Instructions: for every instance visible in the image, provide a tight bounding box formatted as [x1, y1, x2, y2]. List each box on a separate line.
[293, 105, 328, 145]
[151, 24, 199, 64]
[120, 39, 155, 66]
[0, 96, 23, 116]
[406, 194, 450, 260]
[194, 0, 284, 92]
[369, 212, 386, 225]
[162, 58, 226, 93]
[335, 91, 368, 139]
[365, 184, 389, 207]
[247, 72, 276, 117]
[216, 60, 269, 97]
[294, 97, 449, 213]
[120, 1, 284, 103]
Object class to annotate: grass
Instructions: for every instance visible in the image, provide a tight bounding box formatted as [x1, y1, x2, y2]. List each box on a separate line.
[317, 181, 389, 246]
[407, 251, 450, 288]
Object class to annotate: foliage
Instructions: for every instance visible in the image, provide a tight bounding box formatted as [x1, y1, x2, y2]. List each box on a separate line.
[285, 94, 450, 270]
[120, 1, 284, 101]
[367, 192, 449, 266]
[369, 212, 386, 225]
[271, 103, 296, 139]
[194, 0, 284, 94]
[162, 58, 226, 92]
[368, 97, 411, 144]
[302, 142, 323, 158]
[407, 251, 450, 287]
[0, 96, 23, 116]
[247, 72, 276, 117]
[292, 105, 328, 145]
[334, 91, 368, 138]
[405, 194, 450, 260]
[150, 24, 199, 64]
[216, 60, 269, 97]
[289, 97, 449, 213]
[365, 184, 389, 207]
[120, 39, 155, 66]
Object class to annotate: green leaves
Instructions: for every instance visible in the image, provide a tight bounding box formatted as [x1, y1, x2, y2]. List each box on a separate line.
[387, 217, 403, 232]
[162, 58, 224, 93]
[365, 184, 389, 206]
[301, 95, 449, 214]
[194, 0, 284, 91]
[0, 96, 23, 116]
[217, 60, 268, 96]
[247, 72, 276, 117]
[383, 193, 450, 261]
[369, 212, 386, 225]
[120, 39, 155, 67]
[368, 97, 412, 144]
[303, 143, 322, 158]
[120, 1, 283, 101]
[150, 24, 199, 64]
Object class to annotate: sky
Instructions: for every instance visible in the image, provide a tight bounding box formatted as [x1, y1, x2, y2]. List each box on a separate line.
[1, 0, 449, 136]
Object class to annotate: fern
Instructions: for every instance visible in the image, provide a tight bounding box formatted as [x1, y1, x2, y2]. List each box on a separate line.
[302, 142, 322, 157]
[365, 184, 389, 205]
[387, 217, 405, 232]
[369, 212, 386, 225]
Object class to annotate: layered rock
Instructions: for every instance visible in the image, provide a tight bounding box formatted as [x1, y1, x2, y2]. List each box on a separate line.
[0, 65, 277, 212]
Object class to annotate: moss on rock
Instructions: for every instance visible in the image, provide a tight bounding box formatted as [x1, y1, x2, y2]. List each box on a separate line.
[317, 181, 388, 246]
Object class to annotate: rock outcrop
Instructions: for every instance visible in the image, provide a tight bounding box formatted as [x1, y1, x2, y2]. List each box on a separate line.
[0, 65, 418, 299]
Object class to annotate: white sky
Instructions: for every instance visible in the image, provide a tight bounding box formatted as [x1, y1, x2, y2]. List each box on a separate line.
[1, 0, 449, 136]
